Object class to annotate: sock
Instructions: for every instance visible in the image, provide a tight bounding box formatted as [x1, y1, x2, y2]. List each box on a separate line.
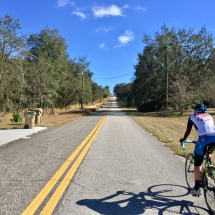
[208, 158, 212, 165]
[195, 180, 200, 191]
[209, 153, 212, 165]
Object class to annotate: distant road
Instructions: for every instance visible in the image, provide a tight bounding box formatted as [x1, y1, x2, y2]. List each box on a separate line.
[0, 96, 211, 214]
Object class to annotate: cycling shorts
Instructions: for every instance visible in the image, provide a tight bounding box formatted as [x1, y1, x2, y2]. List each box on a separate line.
[194, 134, 215, 166]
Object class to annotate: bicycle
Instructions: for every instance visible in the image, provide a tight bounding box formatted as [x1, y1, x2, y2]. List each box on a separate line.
[182, 140, 215, 213]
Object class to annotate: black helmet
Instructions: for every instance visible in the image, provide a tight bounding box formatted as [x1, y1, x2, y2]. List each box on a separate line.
[194, 104, 207, 113]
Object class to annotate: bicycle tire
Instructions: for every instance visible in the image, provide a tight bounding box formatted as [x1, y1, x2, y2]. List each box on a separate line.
[185, 153, 195, 190]
[204, 166, 215, 213]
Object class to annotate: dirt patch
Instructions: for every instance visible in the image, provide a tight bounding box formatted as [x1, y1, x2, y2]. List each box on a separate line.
[0, 99, 109, 130]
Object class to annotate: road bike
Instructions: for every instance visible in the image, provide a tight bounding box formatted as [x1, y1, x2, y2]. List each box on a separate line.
[182, 140, 215, 213]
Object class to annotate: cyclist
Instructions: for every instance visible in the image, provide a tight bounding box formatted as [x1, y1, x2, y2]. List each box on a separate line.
[180, 104, 215, 196]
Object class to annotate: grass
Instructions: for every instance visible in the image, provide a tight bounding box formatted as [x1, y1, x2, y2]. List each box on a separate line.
[0, 99, 109, 130]
[117, 100, 215, 164]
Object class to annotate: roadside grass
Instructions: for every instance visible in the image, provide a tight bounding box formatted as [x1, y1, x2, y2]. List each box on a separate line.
[117, 100, 215, 164]
[0, 99, 109, 130]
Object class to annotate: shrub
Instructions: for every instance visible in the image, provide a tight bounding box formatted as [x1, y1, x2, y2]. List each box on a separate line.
[10, 112, 23, 122]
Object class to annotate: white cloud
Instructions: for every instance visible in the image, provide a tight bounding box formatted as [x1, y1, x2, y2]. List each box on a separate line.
[123, 5, 129, 9]
[118, 30, 134, 45]
[96, 26, 113, 33]
[72, 11, 86, 19]
[135, 5, 145, 11]
[104, 27, 112, 32]
[100, 43, 105, 49]
[71, 2, 75, 6]
[114, 44, 123, 48]
[92, 4, 124, 17]
[57, 0, 70, 8]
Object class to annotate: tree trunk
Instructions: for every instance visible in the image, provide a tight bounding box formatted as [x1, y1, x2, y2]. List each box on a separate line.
[0, 51, 4, 94]
[33, 85, 36, 107]
[17, 64, 24, 114]
[40, 93, 42, 108]
[39, 65, 43, 108]
[180, 105, 184, 115]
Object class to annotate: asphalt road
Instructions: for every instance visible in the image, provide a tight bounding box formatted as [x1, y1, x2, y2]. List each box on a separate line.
[0, 96, 212, 215]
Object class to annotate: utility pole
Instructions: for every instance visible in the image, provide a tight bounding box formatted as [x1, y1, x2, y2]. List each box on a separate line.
[81, 66, 84, 109]
[165, 52, 168, 116]
[78, 56, 90, 109]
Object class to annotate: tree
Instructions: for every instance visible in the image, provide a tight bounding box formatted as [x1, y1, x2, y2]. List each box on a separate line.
[132, 24, 214, 112]
[0, 15, 110, 115]
[203, 81, 215, 108]
[114, 83, 131, 98]
[12, 42, 29, 113]
[78, 56, 91, 108]
[55, 59, 81, 108]
[27, 27, 69, 109]
[169, 75, 193, 114]
[0, 13, 24, 112]
[104, 86, 110, 98]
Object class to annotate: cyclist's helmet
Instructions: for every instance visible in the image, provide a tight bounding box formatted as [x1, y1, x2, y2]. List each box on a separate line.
[194, 104, 207, 113]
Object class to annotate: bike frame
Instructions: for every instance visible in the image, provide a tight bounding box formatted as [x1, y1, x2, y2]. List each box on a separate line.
[182, 140, 214, 187]
[183, 140, 215, 213]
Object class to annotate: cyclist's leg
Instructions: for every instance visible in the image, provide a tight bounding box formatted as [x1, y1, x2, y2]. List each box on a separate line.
[191, 154, 203, 196]
[194, 153, 204, 182]
[192, 136, 207, 195]
[208, 152, 212, 165]
[206, 135, 215, 165]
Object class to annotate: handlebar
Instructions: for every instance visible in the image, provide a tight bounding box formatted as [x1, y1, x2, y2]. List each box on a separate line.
[181, 140, 196, 150]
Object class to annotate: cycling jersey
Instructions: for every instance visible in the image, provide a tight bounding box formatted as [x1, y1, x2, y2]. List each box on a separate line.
[188, 113, 215, 136]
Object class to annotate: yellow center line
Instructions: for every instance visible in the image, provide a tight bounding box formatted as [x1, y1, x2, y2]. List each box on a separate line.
[21, 106, 110, 215]
[39, 106, 112, 215]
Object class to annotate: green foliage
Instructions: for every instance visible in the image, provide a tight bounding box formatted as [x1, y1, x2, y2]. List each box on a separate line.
[103, 92, 109, 98]
[114, 83, 132, 98]
[0, 14, 110, 114]
[93, 94, 101, 101]
[117, 98, 128, 108]
[131, 24, 214, 113]
[92, 82, 108, 100]
[10, 112, 23, 122]
[0, 13, 25, 113]
[114, 83, 134, 107]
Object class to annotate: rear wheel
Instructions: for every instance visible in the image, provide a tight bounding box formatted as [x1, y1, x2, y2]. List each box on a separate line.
[204, 166, 215, 213]
[185, 153, 195, 190]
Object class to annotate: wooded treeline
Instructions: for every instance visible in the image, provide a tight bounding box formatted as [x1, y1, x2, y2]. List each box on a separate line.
[114, 24, 215, 114]
[0, 14, 110, 115]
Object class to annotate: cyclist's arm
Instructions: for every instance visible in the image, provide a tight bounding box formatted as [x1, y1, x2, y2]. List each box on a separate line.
[182, 117, 193, 140]
[183, 125, 192, 140]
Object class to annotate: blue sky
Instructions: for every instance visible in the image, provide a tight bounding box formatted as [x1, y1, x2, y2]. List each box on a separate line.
[1, 0, 215, 93]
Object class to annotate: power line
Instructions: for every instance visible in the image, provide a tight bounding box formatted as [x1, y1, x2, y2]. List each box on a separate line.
[26, 52, 83, 84]
[1, 37, 83, 84]
[94, 72, 134, 79]
[3, 38, 134, 83]
[1, 38, 111, 102]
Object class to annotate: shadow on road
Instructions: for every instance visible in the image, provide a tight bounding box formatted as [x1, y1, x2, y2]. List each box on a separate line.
[76, 184, 211, 215]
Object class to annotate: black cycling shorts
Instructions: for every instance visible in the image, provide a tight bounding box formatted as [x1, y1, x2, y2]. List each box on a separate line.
[194, 143, 215, 166]
[194, 152, 204, 166]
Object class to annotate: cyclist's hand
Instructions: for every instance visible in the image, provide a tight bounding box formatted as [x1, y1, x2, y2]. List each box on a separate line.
[192, 140, 196, 144]
[180, 138, 185, 144]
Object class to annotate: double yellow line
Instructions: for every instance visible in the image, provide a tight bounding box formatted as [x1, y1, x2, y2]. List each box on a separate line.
[22, 103, 112, 215]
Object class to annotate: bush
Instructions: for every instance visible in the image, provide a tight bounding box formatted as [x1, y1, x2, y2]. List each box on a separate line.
[137, 101, 162, 112]
[10, 112, 23, 122]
